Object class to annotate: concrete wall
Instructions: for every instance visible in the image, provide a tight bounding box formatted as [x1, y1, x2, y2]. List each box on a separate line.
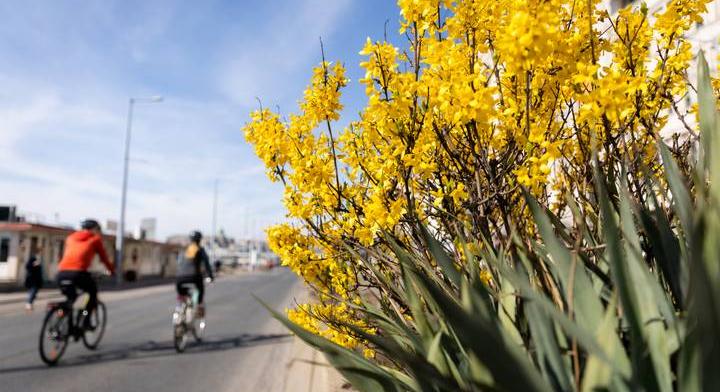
[122, 241, 179, 279]
[0, 231, 20, 283]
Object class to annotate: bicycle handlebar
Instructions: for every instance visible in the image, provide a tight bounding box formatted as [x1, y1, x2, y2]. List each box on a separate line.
[87, 271, 112, 283]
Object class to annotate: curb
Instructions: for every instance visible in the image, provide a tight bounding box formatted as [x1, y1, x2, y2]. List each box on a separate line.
[0, 270, 248, 307]
[0, 292, 64, 306]
[0, 277, 175, 306]
[0, 289, 64, 305]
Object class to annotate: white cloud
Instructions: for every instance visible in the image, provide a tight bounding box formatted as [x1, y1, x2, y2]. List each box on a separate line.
[0, 95, 59, 153]
[0, 77, 285, 239]
[0, 0, 362, 240]
[216, 0, 353, 107]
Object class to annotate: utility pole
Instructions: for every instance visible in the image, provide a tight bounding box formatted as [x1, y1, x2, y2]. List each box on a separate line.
[116, 98, 134, 285]
[116, 96, 162, 285]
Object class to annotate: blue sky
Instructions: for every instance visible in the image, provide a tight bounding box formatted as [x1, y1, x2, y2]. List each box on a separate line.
[0, 0, 400, 239]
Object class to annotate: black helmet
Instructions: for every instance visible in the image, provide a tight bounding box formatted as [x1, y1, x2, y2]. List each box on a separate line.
[189, 230, 203, 242]
[81, 219, 101, 231]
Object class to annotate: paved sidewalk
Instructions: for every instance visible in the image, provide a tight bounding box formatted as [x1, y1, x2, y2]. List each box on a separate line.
[0, 270, 247, 315]
[0, 289, 63, 306]
[283, 337, 351, 392]
[0, 279, 175, 307]
[280, 290, 351, 392]
[0, 268, 250, 306]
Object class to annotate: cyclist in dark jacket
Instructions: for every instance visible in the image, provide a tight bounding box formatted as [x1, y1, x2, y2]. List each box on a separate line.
[176, 231, 214, 316]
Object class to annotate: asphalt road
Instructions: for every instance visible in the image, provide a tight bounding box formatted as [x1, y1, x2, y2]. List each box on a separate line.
[0, 269, 300, 392]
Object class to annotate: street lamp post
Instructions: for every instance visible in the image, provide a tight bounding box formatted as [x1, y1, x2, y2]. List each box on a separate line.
[116, 96, 163, 285]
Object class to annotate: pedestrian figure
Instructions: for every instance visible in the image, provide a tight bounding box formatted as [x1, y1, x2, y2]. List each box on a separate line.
[24, 245, 44, 312]
[214, 259, 222, 275]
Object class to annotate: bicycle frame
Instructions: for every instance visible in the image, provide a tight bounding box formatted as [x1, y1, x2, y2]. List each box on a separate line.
[173, 284, 205, 352]
[47, 292, 91, 337]
[177, 284, 200, 310]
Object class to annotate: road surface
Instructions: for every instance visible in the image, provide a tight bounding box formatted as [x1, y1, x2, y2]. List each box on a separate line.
[0, 269, 300, 392]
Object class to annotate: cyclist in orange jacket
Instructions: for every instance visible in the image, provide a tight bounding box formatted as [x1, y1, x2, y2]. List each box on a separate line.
[56, 219, 115, 317]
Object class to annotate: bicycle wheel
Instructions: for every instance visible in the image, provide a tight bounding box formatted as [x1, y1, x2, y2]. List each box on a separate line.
[39, 307, 70, 365]
[82, 301, 107, 350]
[174, 323, 188, 353]
[191, 316, 205, 342]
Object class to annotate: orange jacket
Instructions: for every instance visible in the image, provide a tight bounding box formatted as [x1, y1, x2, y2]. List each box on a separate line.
[58, 230, 114, 273]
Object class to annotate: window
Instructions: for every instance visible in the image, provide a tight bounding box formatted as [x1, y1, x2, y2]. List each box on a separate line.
[0, 238, 10, 262]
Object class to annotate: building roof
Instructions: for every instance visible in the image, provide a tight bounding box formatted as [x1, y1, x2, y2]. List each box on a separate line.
[0, 222, 77, 235]
[0, 222, 180, 249]
[125, 236, 182, 248]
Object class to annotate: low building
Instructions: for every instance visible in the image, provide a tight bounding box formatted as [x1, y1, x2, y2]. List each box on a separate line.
[166, 233, 280, 269]
[122, 237, 181, 281]
[0, 222, 181, 289]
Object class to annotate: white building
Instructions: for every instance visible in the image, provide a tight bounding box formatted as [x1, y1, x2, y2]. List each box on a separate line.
[604, 0, 720, 140]
[0, 222, 182, 288]
[135, 217, 157, 241]
[608, 0, 720, 68]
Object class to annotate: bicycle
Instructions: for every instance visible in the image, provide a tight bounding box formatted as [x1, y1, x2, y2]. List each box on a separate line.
[172, 283, 206, 353]
[38, 277, 107, 366]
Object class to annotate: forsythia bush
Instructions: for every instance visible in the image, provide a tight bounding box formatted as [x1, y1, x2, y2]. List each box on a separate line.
[244, 0, 717, 389]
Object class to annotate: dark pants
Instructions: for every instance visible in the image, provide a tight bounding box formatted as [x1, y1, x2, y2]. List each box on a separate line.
[176, 275, 204, 303]
[27, 286, 40, 304]
[56, 270, 97, 312]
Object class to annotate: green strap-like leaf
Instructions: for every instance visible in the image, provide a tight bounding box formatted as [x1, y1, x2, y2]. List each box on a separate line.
[483, 252, 615, 367]
[525, 299, 574, 392]
[658, 141, 694, 248]
[681, 50, 720, 392]
[594, 164, 655, 390]
[419, 224, 462, 287]
[636, 190, 686, 308]
[618, 182, 673, 392]
[407, 259, 554, 392]
[257, 297, 407, 392]
[525, 190, 605, 331]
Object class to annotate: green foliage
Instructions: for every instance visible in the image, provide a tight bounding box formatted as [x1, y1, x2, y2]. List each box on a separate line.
[268, 53, 720, 391]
